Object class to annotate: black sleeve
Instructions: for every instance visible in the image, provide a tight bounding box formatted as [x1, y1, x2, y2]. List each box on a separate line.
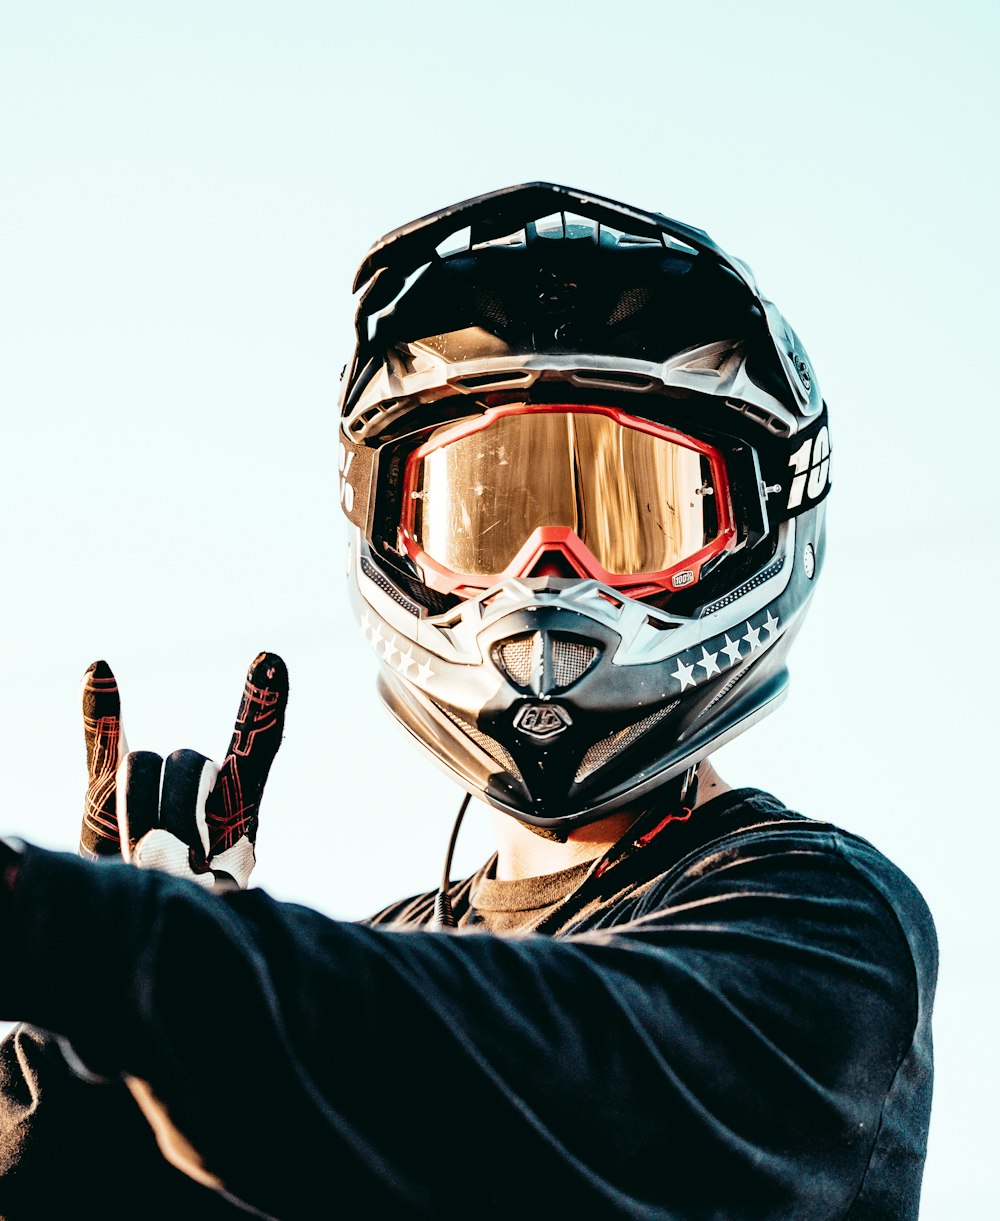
[1, 838, 930, 1220]
[0, 1025, 250, 1219]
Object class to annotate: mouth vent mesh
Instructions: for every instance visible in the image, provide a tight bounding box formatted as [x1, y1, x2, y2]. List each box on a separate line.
[494, 634, 542, 687]
[495, 634, 599, 691]
[575, 703, 678, 783]
[549, 637, 599, 689]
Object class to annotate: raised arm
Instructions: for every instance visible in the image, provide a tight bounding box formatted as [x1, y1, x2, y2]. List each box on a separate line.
[0, 824, 932, 1220]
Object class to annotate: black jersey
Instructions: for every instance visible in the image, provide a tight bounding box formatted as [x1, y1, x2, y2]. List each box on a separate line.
[0, 789, 936, 1219]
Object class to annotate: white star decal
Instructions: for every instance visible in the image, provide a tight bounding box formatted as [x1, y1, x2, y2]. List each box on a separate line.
[398, 647, 417, 677]
[415, 659, 434, 685]
[743, 621, 762, 652]
[722, 634, 742, 666]
[382, 636, 399, 666]
[697, 647, 721, 678]
[369, 621, 384, 650]
[761, 610, 780, 641]
[361, 610, 372, 640]
[672, 659, 697, 690]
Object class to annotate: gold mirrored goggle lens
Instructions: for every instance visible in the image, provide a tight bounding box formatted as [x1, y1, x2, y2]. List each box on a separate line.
[407, 410, 719, 578]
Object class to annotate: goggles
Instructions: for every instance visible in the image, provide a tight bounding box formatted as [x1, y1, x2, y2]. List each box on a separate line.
[399, 404, 736, 599]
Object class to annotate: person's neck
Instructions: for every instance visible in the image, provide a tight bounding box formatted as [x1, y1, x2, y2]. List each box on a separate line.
[490, 760, 732, 882]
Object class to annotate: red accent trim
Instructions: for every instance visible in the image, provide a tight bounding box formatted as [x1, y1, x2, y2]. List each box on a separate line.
[593, 805, 693, 878]
[400, 403, 736, 601]
[635, 805, 693, 848]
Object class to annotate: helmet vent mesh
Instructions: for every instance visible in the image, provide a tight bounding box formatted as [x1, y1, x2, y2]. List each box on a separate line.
[700, 559, 785, 615]
[441, 707, 523, 781]
[696, 662, 753, 720]
[495, 634, 542, 687]
[608, 286, 653, 325]
[549, 638, 599, 689]
[360, 555, 423, 617]
[471, 288, 511, 328]
[574, 703, 678, 783]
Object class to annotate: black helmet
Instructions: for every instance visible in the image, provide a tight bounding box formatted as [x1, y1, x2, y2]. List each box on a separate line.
[339, 183, 830, 833]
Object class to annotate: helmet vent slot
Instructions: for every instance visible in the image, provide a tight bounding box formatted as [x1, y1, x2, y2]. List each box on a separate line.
[451, 370, 533, 391]
[727, 400, 791, 437]
[549, 637, 598, 689]
[360, 555, 424, 618]
[642, 614, 680, 633]
[570, 369, 657, 391]
[696, 661, 753, 719]
[614, 233, 665, 249]
[700, 558, 785, 615]
[494, 634, 542, 687]
[435, 226, 472, 257]
[441, 707, 524, 781]
[574, 704, 678, 783]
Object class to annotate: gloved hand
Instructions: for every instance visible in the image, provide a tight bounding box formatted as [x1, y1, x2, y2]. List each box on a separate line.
[79, 653, 288, 890]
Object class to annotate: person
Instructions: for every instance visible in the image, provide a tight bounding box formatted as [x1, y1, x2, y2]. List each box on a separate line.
[0, 183, 935, 1219]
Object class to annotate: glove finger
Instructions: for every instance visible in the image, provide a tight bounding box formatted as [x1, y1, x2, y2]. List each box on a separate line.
[205, 652, 288, 859]
[116, 751, 163, 861]
[206, 837, 257, 891]
[160, 749, 218, 873]
[132, 828, 216, 889]
[80, 660, 130, 859]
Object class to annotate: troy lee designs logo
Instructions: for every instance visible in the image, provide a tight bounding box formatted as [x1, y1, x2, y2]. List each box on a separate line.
[513, 703, 572, 740]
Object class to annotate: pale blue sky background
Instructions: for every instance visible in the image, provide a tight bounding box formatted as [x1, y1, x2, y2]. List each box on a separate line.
[2, 2, 998, 1211]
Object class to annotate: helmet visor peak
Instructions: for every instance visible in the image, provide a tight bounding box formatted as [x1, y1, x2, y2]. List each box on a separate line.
[400, 404, 735, 596]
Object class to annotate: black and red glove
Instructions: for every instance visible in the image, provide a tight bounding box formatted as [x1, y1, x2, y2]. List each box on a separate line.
[79, 653, 288, 890]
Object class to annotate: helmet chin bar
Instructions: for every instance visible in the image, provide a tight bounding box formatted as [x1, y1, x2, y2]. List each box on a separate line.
[376, 649, 789, 830]
[352, 520, 810, 832]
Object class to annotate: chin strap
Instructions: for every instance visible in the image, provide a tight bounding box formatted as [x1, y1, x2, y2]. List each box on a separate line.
[431, 792, 472, 930]
[593, 766, 700, 881]
[431, 766, 701, 927]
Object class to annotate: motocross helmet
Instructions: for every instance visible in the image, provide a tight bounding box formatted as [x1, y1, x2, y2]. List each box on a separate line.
[339, 183, 830, 833]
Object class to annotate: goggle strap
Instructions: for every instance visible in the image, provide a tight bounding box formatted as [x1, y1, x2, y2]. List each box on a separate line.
[762, 406, 832, 523]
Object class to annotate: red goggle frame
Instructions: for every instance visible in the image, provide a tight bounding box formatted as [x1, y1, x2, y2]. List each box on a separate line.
[398, 403, 737, 601]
